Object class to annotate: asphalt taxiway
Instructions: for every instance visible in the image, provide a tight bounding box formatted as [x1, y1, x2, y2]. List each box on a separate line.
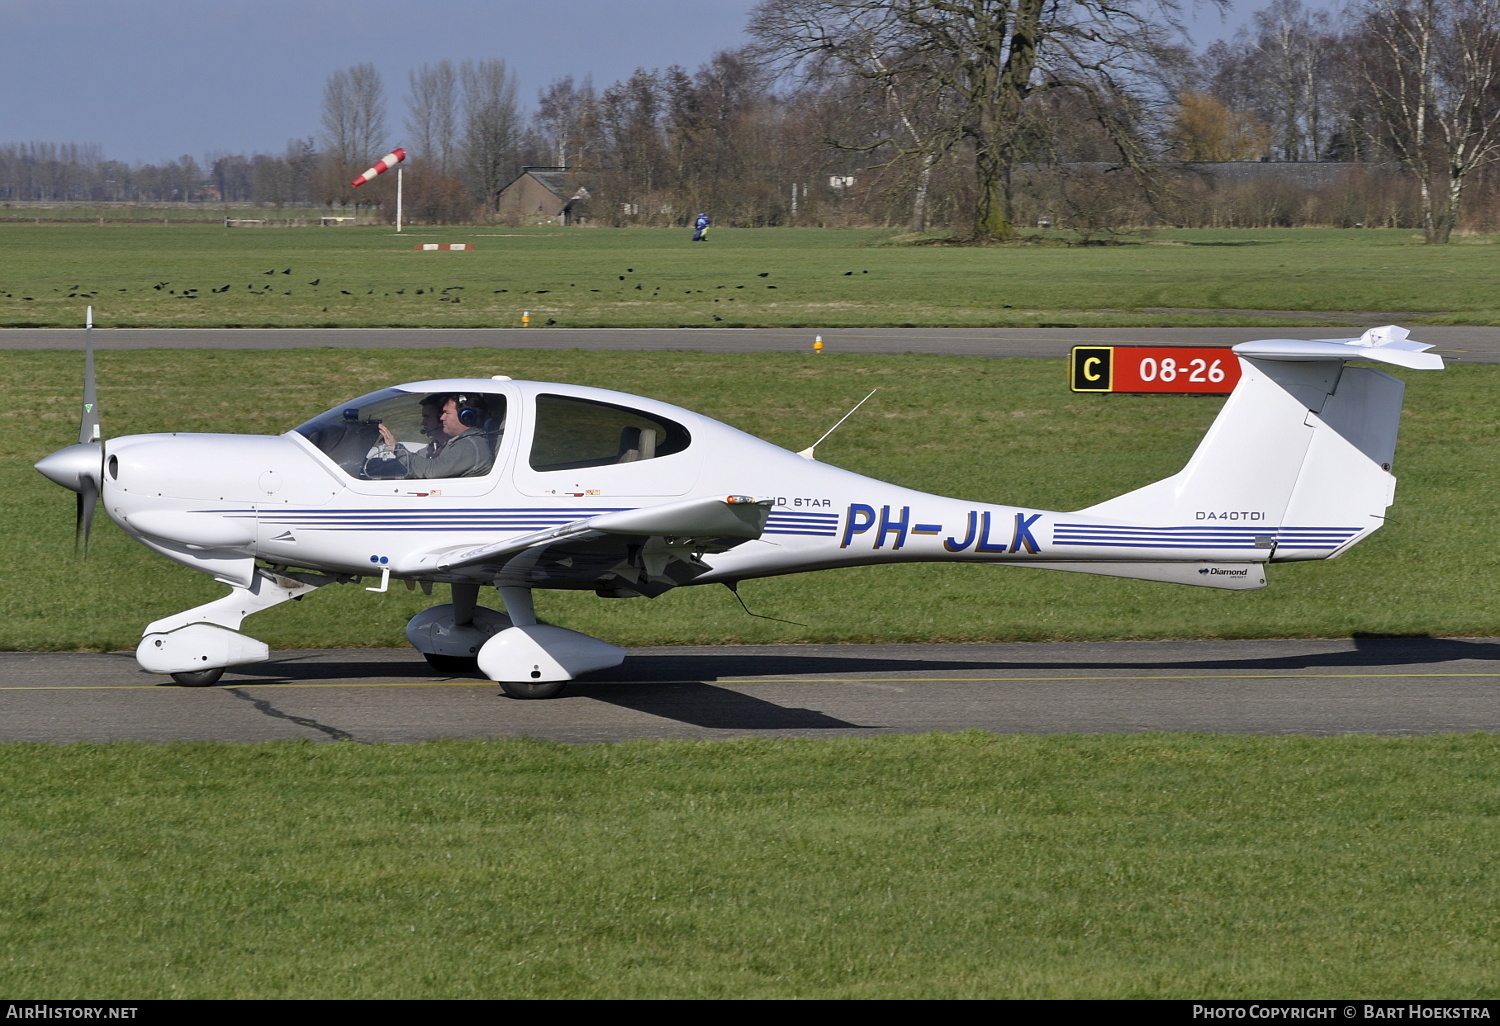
[4, 637, 1497, 744]
[4, 325, 1500, 362]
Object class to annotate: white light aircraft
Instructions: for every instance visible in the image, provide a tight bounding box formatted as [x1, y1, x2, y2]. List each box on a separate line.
[35, 314, 1441, 697]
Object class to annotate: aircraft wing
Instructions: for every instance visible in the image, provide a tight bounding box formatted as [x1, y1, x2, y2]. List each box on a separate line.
[400, 494, 775, 594]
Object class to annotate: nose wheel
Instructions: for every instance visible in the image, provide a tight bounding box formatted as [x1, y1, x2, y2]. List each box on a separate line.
[170, 667, 226, 687]
[499, 679, 567, 700]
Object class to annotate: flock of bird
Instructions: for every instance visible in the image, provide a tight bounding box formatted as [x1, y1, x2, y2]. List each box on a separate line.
[3, 266, 873, 322]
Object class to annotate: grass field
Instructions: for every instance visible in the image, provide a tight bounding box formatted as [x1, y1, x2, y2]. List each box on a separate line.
[5, 348, 1497, 651]
[2, 733, 1496, 999]
[5, 226, 1497, 1001]
[6, 224, 1500, 329]
[0, 203, 332, 225]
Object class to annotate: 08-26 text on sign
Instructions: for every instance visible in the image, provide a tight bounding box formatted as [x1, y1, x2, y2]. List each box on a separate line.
[1070, 346, 1242, 394]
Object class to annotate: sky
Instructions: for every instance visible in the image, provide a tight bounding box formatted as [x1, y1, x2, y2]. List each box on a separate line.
[6, 0, 1339, 167]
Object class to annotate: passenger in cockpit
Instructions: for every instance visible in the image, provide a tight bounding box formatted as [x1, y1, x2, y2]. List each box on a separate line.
[371, 393, 497, 478]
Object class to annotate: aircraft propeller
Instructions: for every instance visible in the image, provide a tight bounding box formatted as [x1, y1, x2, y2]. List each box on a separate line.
[34, 307, 106, 554]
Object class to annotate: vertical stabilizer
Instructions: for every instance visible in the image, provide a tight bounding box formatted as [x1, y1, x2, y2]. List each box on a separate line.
[1077, 327, 1440, 561]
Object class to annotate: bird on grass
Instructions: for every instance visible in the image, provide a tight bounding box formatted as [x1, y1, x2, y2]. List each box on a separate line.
[308, 279, 320, 286]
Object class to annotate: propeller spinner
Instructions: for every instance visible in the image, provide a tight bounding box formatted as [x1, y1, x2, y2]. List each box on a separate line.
[33, 307, 106, 553]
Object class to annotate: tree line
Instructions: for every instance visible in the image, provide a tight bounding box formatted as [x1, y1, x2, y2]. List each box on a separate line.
[5, 0, 1500, 244]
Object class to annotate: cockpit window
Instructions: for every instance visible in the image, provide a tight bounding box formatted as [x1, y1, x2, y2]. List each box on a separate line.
[529, 394, 689, 472]
[294, 388, 506, 479]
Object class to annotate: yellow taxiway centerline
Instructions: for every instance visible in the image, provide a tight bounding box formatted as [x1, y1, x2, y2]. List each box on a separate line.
[3, 671, 1498, 691]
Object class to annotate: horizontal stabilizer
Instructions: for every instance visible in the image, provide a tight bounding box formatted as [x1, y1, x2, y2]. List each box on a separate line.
[1234, 325, 1442, 370]
[1023, 561, 1267, 590]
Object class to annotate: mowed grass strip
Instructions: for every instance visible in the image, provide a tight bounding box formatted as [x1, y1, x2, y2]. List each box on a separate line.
[4, 349, 1496, 650]
[5, 224, 1500, 328]
[1, 733, 1496, 999]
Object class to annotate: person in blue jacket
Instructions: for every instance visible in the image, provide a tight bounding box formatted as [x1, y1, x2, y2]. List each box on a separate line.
[692, 212, 711, 241]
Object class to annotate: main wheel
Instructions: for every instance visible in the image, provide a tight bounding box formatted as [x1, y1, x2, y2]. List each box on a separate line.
[170, 667, 225, 687]
[499, 679, 567, 700]
[423, 653, 480, 674]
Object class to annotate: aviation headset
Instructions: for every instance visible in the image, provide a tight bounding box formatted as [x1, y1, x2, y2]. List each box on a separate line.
[426, 393, 487, 428]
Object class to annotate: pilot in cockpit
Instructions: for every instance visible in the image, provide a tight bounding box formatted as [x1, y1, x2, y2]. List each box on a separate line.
[369, 392, 497, 478]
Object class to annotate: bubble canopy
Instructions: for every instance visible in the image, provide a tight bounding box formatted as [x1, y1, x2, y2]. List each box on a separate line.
[293, 387, 507, 479]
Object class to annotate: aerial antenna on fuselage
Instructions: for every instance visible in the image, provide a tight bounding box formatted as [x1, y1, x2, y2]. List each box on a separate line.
[798, 389, 877, 461]
[722, 582, 808, 627]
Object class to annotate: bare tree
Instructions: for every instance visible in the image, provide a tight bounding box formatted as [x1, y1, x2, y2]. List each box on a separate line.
[746, 0, 1213, 240]
[460, 58, 521, 210]
[321, 63, 388, 206]
[1200, 1, 1335, 162]
[603, 69, 668, 196]
[536, 75, 596, 168]
[210, 153, 254, 202]
[406, 61, 460, 174]
[1354, 0, 1500, 243]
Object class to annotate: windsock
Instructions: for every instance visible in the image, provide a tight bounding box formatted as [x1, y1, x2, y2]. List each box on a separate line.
[350, 147, 406, 188]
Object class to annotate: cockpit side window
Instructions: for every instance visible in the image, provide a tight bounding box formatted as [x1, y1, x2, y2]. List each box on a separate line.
[294, 389, 507, 480]
[529, 395, 689, 472]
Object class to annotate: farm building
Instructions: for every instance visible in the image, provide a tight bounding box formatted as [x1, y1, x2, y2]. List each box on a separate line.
[495, 167, 591, 225]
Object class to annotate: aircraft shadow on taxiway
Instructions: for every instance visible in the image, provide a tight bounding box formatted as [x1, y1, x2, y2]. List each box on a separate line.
[199, 635, 1500, 733]
[222, 634, 1500, 687]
